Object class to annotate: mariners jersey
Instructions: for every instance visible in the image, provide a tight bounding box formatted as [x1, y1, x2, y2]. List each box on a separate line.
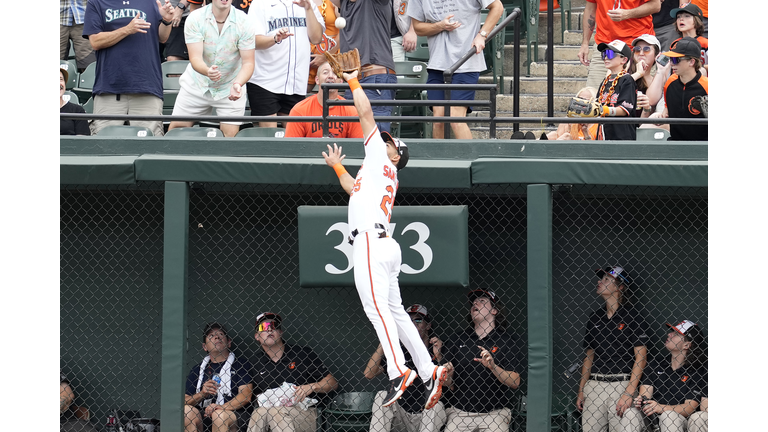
[348, 127, 398, 238]
[247, 0, 324, 95]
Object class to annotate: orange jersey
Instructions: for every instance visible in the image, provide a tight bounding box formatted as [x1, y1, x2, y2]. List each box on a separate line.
[587, 0, 655, 45]
[691, 0, 707, 17]
[285, 95, 364, 138]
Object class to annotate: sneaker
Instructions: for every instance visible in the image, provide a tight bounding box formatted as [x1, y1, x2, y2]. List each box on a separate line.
[423, 365, 447, 410]
[381, 369, 417, 407]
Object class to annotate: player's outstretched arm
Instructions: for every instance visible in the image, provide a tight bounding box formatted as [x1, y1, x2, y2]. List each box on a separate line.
[322, 143, 354, 195]
[342, 71, 377, 138]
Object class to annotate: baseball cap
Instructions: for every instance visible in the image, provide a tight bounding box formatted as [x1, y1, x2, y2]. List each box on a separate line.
[467, 289, 499, 304]
[255, 312, 282, 329]
[666, 320, 700, 338]
[381, 131, 410, 170]
[663, 37, 701, 58]
[406, 304, 431, 322]
[670, 3, 703, 19]
[631, 34, 661, 53]
[203, 322, 229, 341]
[595, 266, 632, 286]
[597, 39, 632, 59]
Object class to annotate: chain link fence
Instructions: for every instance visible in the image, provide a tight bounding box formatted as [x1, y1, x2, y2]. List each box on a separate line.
[61, 182, 706, 432]
[552, 186, 708, 432]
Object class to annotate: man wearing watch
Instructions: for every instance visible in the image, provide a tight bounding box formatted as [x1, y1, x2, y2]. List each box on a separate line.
[407, 0, 503, 139]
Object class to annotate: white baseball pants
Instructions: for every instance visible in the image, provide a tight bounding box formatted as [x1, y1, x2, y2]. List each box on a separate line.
[353, 231, 436, 381]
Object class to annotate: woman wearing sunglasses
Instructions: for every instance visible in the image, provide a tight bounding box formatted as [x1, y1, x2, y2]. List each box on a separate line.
[628, 35, 664, 120]
[594, 40, 637, 140]
[633, 320, 707, 432]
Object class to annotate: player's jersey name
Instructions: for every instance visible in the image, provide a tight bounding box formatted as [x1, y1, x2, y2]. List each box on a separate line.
[105, 8, 147, 22]
[268, 17, 308, 32]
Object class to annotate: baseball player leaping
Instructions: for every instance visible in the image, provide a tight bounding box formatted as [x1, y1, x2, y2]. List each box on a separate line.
[322, 70, 447, 410]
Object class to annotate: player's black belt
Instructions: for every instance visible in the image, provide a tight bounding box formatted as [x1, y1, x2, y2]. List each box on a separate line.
[348, 223, 387, 245]
[590, 373, 630, 382]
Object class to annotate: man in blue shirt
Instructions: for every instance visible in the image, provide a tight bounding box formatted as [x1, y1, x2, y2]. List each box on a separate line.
[83, 0, 175, 136]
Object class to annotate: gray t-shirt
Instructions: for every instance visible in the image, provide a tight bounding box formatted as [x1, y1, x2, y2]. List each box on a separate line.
[339, 0, 396, 70]
[407, 0, 494, 72]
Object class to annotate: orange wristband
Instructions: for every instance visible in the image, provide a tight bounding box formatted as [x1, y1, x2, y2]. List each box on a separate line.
[348, 78, 361, 92]
[602, 106, 610, 117]
[333, 163, 348, 178]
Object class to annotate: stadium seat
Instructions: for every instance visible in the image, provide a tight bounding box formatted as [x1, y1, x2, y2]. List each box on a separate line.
[63, 91, 80, 106]
[60, 59, 79, 90]
[165, 127, 224, 137]
[97, 125, 154, 137]
[235, 127, 286, 138]
[162, 60, 190, 115]
[73, 61, 96, 102]
[82, 97, 94, 114]
[511, 393, 577, 432]
[391, 61, 431, 139]
[636, 127, 670, 141]
[321, 392, 375, 432]
[405, 36, 430, 63]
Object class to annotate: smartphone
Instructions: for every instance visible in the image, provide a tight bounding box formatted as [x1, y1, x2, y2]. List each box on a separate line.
[656, 54, 669, 67]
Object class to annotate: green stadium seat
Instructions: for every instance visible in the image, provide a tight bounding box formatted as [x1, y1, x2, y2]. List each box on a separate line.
[73, 61, 96, 102]
[165, 127, 224, 137]
[636, 127, 670, 141]
[60, 59, 79, 90]
[321, 392, 375, 432]
[97, 125, 154, 137]
[162, 60, 189, 115]
[405, 36, 430, 63]
[82, 97, 94, 114]
[391, 61, 431, 139]
[63, 91, 80, 106]
[235, 127, 286, 138]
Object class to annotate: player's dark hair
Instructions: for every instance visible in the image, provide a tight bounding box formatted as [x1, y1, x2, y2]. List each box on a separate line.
[682, 326, 707, 369]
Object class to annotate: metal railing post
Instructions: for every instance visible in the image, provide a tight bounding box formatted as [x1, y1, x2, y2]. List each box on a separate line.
[322, 84, 330, 138]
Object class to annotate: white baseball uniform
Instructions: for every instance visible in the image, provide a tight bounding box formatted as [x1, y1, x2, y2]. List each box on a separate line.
[247, 0, 324, 96]
[348, 127, 435, 382]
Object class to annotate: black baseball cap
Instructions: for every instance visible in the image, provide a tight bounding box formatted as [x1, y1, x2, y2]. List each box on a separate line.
[670, 3, 703, 19]
[381, 131, 410, 170]
[595, 266, 632, 286]
[597, 39, 632, 59]
[467, 289, 499, 304]
[203, 322, 230, 342]
[255, 312, 282, 329]
[663, 37, 701, 58]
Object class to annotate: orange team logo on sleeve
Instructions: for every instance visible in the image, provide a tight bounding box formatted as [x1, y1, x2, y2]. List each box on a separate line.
[618, 323, 626, 330]
[288, 362, 296, 370]
[681, 375, 689, 382]
[491, 346, 499, 353]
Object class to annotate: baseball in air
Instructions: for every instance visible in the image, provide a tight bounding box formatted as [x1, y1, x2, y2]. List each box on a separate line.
[335, 17, 346, 29]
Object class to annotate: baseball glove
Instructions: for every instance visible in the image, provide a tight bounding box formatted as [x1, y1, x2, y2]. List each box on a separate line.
[324, 48, 362, 79]
[566, 97, 602, 118]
